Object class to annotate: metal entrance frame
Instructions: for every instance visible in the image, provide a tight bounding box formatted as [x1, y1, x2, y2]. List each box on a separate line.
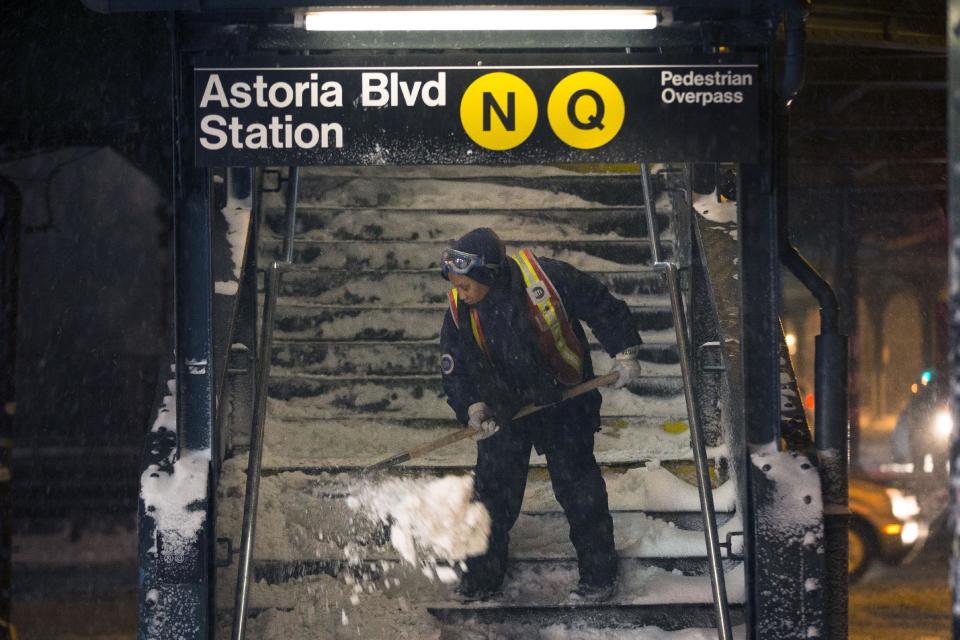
[948, 1, 960, 636]
[81, 2, 840, 638]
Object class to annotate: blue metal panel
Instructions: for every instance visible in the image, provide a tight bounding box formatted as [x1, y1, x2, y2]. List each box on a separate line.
[177, 177, 214, 454]
[138, 15, 215, 639]
[737, 47, 781, 640]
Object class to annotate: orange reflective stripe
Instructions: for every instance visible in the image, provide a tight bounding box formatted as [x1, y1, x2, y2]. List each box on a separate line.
[450, 287, 491, 360]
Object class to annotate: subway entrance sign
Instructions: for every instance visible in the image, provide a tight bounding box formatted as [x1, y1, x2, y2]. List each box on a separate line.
[194, 52, 759, 166]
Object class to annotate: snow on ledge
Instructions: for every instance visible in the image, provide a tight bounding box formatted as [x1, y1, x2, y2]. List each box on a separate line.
[750, 448, 822, 537]
[216, 176, 253, 296]
[140, 378, 211, 560]
[692, 190, 737, 224]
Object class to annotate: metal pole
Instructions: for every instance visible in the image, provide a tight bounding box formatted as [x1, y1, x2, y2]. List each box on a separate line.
[947, 1, 960, 636]
[282, 167, 300, 264]
[0, 178, 19, 639]
[232, 162, 300, 637]
[641, 163, 733, 640]
[231, 261, 282, 640]
[640, 164, 662, 265]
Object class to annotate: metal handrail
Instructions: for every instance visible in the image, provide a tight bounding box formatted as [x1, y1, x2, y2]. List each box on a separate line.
[231, 166, 300, 640]
[640, 163, 733, 640]
[282, 167, 301, 263]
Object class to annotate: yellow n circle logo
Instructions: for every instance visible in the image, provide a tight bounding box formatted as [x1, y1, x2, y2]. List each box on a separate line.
[460, 72, 537, 150]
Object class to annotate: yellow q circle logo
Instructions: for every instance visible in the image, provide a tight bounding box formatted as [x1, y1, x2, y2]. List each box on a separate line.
[460, 72, 538, 151]
[547, 71, 625, 149]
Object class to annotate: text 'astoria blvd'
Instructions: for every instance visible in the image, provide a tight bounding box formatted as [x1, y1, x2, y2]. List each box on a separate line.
[197, 72, 447, 151]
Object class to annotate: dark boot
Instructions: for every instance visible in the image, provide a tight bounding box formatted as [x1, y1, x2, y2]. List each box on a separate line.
[456, 576, 503, 602]
[459, 531, 509, 601]
[569, 577, 618, 603]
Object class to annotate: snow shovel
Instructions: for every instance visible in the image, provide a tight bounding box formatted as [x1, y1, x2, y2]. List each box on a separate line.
[363, 371, 620, 473]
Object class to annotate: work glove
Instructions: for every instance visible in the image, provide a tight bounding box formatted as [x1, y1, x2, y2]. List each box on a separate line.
[610, 346, 642, 389]
[467, 402, 501, 441]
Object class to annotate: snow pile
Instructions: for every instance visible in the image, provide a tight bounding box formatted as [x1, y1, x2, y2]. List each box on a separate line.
[605, 463, 737, 512]
[483, 562, 745, 606]
[140, 378, 211, 561]
[215, 176, 253, 295]
[519, 463, 736, 513]
[692, 190, 738, 241]
[141, 448, 211, 561]
[692, 190, 736, 224]
[347, 474, 490, 583]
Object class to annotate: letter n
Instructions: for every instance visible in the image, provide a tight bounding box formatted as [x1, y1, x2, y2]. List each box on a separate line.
[483, 92, 515, 131]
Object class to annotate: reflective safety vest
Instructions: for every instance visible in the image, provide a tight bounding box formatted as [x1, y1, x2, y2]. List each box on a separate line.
[448, 248, 584, 386]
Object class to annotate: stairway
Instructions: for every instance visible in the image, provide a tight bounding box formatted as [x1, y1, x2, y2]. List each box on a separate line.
[216, 165, 745, 638]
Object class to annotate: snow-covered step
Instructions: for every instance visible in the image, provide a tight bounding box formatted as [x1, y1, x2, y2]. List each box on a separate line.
[243, 556, 740, 590]
[216, 562, 744, 638]
[430, 602, 744, 638]
[271, 341, 679, 376]
[266, 172, 664, 210]
[260, 238, 674, 271]
[426, 561, 745, 638]
[266, 268, 666, 305]
[268, 374, 684, 411]
[288, 164, 656, 178]
[256, 416, 720, 470]
[511, 512, 741, 559]
[265, 376, 683, 420]
[263, 207, 665, 243]
[272, 304, 674, 342]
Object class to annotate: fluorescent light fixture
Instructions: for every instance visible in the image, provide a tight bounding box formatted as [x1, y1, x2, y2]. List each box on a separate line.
[303, 7, 659, 31]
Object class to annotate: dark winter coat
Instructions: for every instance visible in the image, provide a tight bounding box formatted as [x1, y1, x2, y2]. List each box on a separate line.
[440, 256, 641, 432]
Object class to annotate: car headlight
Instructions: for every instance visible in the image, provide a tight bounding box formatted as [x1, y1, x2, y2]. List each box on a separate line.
[901, 521, 920, 545]
[885, 487, 921, 520]
[934, 410, 953, 441]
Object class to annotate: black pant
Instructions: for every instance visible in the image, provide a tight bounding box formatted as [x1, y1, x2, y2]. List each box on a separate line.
[464, 403, 617, 590]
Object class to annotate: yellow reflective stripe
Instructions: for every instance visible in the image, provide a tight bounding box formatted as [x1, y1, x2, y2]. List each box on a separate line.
[512, 250, 582, 371]
[448, 289, 460, 328]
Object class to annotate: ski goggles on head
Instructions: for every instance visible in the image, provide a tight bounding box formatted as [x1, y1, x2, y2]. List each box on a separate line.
[440, 248, 484, 276]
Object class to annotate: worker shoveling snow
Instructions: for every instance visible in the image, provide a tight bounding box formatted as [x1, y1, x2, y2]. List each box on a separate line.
[346, 474, 491, 584]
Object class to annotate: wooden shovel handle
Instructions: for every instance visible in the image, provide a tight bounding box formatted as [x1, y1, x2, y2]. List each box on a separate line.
[512, 371, 620, 419]
[362, 371, 621, 472]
